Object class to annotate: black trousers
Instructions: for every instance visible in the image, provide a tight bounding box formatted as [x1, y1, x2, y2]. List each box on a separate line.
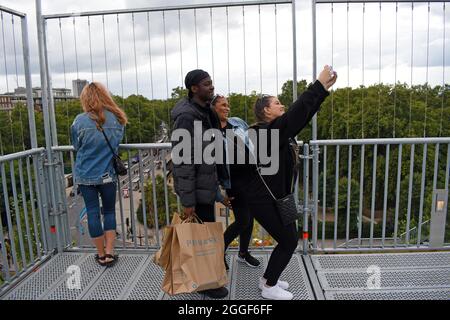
[247, 200, 298, 287]
[223, 189, 253, 254]
[195, 203, 216, 222]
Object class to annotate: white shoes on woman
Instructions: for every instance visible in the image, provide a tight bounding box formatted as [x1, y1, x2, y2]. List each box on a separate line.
[259, 277, 293, 300]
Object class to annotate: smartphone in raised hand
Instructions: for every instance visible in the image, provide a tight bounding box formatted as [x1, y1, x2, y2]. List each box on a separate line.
[329, 65, 335, 78]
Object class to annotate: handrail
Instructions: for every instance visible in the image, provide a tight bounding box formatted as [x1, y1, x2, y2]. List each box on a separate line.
[52, 143, 173, 152]
[119, 143, 172, 150]
[0, 5, 26, 18]
[310, 137, 450, 146]
[42, 0, 292, 19]
[0, 148, 45, 164]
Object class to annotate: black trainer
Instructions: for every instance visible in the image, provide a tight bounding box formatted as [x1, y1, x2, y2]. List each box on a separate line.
[199, 287, 228, 299]
[237, 252, 260, 267]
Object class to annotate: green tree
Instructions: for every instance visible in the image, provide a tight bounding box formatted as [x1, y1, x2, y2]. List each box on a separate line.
[1, 79, 449, 250]
[136, 174, 178, 229]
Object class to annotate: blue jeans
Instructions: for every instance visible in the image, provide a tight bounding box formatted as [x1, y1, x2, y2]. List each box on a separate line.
[79, 183, 117, 238]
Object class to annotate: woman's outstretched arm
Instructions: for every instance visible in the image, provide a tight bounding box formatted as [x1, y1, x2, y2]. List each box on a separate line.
[268, 66, 337, 141]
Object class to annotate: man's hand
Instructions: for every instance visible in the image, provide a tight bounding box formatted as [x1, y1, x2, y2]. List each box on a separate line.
[221, 196, 234, 209]
[183, 207, 195, 218]
[318, 65, 338, 91]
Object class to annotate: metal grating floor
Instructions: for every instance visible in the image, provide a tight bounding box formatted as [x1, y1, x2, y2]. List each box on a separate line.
[312, 252, 450, 271]
[1, 250, 449, 300]
[325, 289, 450, 300]
[0, 250, 315, 300]
[310, 252, 450, 300]
[2, 253, 84, 300]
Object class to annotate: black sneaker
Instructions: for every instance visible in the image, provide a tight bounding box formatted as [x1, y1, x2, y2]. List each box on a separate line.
[224, 255, 229, 271]
[237, 252, 260, 268]
[200, 287, 228, 299]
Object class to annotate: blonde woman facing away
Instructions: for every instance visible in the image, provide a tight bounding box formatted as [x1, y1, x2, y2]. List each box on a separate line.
[71, 82, 127, 267]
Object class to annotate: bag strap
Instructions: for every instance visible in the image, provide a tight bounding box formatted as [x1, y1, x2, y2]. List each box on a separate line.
[255, 166, 277, 201]
[182, 213, 203, 224]
[245, 129, 277, 201]
[288, 138, 300, 192]
[251, 124, 296, 200]
[255, 163, 296, 201]
[99, 126, 117, 156]
[181, 212, 204, 224]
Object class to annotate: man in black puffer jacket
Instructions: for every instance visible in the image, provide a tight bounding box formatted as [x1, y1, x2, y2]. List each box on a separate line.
[170, 69, 228, 299]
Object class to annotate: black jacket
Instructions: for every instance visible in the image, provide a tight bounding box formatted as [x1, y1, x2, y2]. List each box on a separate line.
[245, 80, 329, 202]
[171, 97, 221, 207]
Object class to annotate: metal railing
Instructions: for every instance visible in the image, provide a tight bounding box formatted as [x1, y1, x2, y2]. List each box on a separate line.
[52, 143, 171, 250]
[0, 5, 37, 152]
[3, 135, 448, 290]
[52, 142, 290, 252]
[0, 0, 449, 296]
[399, 219, 431, 244]
[49, 137, 450, 255]
[338, 219, 432, 248]
[0, 5, 45, 290]
[34, 0, 299, 255]
[40, 0, 297, 137]
[0, 148, 53, 287]
[308, 137, 450, 252]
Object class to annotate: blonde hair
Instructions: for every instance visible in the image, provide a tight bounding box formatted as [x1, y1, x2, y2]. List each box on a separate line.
[80, 82, 128, 128]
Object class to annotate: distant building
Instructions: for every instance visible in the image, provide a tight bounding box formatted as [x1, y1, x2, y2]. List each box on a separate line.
[13, 87, 27, 96]
[30, 87, 72, 98]
[1, 86, 75, 112]
[53, 88, 72, 98]
[0, 95, 13, 111]
[72, 79, 88, 98]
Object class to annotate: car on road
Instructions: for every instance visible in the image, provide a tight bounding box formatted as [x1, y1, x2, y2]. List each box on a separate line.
[131, 154, 140, 164]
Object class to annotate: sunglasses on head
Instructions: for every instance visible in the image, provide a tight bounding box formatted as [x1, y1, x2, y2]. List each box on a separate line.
[256, 94, 272, 104]
[211, 94, 225, 105]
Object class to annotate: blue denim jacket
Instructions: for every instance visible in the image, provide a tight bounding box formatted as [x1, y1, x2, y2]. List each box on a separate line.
[71, 110, 124, 185]
[216, 117, 254, 202]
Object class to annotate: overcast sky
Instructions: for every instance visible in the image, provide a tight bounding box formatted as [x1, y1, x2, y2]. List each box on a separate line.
[0, 0, 449, 99]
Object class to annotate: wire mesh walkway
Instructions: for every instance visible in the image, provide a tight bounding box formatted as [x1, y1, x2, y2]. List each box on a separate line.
[1, 250, 449, 300]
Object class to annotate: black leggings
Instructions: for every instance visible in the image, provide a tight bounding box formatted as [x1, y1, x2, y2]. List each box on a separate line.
[223, 190, 253, 254]
[247, 200, 298, 287]
[196, 198, 254, 254]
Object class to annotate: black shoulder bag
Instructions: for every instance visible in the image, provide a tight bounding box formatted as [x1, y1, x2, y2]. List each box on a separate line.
[256, 139, 301, 226]
[99, 127, 127, 176]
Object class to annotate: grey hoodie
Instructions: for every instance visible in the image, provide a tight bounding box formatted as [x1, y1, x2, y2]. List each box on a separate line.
[170, 98, 219, 207]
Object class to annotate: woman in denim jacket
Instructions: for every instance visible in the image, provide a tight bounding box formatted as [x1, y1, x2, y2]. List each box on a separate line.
[212, 95, 261, 270]
[71, 82, 127, 267]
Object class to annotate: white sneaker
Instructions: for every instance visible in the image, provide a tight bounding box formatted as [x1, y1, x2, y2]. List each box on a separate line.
[258, 277, 289, 290]
[261, 284, 293, 300]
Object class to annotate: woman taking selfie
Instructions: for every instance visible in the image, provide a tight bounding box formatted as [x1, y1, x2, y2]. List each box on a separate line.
[233, 66, 337, 300]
